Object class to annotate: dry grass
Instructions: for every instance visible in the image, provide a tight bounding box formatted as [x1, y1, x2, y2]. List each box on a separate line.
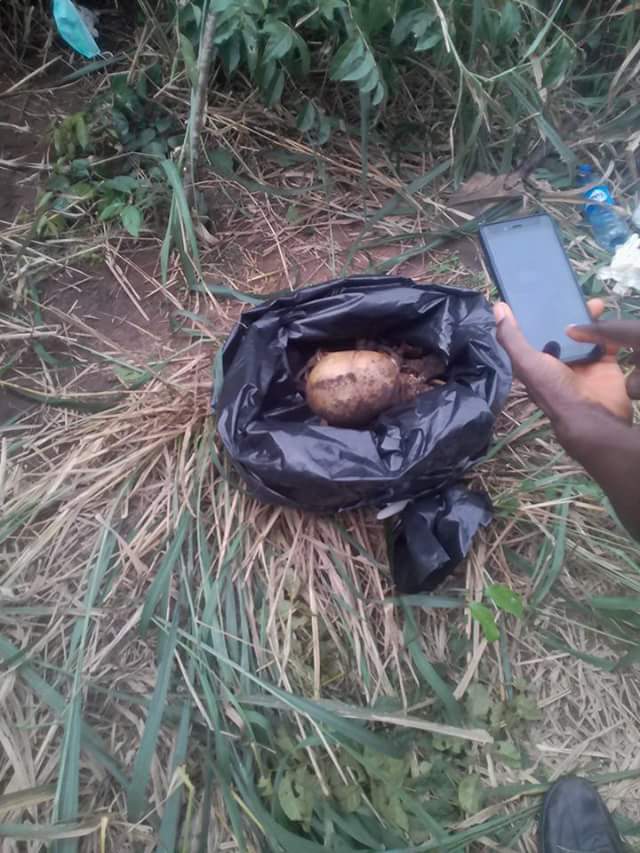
[1, 13, 640, 851]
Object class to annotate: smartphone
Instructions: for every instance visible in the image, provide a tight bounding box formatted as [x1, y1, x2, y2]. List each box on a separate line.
[479, 213, 600, 364]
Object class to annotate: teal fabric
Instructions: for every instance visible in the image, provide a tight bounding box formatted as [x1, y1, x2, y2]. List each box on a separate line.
[53, 0, 100, 58]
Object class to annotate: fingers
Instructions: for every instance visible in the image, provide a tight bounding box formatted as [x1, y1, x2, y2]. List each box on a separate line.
[493, 302, 541, 377]
[567, 319, 640, 349]
[627, 370, 640, 400]
[587, 298, 605, 320]
[493, 302, 530, 356]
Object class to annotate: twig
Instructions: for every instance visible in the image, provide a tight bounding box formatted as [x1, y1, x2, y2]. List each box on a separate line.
[0, 56, 61, 97]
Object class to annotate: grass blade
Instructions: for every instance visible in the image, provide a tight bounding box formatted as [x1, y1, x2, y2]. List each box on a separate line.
[53, 526, 117, 853]
[402, 606, 463, 724]
[127, 607, 180, 821]
[0, 785, 56, 817]
[532, 489, 570, 606]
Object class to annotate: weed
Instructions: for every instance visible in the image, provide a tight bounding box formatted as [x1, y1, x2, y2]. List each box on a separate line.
[36, 71, 182, 238]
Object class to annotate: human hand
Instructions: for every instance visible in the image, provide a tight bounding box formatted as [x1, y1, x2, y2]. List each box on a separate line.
[494, 299, 638, 423]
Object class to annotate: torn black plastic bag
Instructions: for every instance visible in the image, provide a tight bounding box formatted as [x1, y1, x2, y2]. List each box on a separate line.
[216, 275, 511, 590]
[387, 487, 493, 593]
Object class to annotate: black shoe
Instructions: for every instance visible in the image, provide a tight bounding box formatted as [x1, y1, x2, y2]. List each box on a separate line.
[539, 777, 627, 853]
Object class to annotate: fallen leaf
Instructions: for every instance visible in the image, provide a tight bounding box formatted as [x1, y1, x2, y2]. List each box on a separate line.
[449, 171, 525, 205]
[458, 774, 484, 813]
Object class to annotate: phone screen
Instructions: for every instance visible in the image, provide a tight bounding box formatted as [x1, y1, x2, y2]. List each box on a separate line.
[480, 215, 598, 363]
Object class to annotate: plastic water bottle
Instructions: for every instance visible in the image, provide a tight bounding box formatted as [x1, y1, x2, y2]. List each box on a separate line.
[577, 165, 630, 252]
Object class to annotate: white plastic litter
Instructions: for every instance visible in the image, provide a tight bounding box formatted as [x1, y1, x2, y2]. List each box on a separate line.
[77, 5, 99, 38]
[597, 234, 640, 295]
[376, 499, 410, 520]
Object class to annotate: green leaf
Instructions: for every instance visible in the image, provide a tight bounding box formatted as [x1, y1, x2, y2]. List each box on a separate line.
[127, 610, 179, 821]
[372, 79, 386, 106]
[120, 205, 142, 238]
[111, 74, 140, 114]
[415, 31, 442, 52]
[53, 126, 65, 156]
[458, 775, 484, 814]
[372, 785, 409, 832]
[214, 7, 240, 44]
[220, 31, 241, 73]
[153, 116, 174, 133]
[98, 199, 125, 221]
[47, 175, 71, 192]
[72, 114, 89, 151]
[506, 79, 576, 170]
[157, 702, 191, 852]
[391, 9, 437, 47]
[495, 740, 522, 768]
[0, 818, 103, 841]
[211, 0, 237, 13]
[160, 159, 201, 282]
[358, 63, 381, 94]
[139, 509, 191, 634]
[292, 30, 311, 75]
[133, 127, 157, 148]
[0, 785, 56, 817]
[532, 489, 570, 605]
[277, 767, 315, 825]
[465, 683, 491, 721]
[262, 19, 294, 63]
[515, 694, 541, 721]
[355, 0, 392, 35]
[341, 50, 376, 83]
[242, 24, 259, 76]
[330, 36, 365, 81]
[69, 159, 90, 178]
[110, 109, 130, 142]
[498, 1, 521, 41]
[194, 281, 264, 304]
[469, 602, 500, 643]
[591, 596, 640, 612]
[542, 37, 575, 89]
[103, 176, 139, 193]
[391, 10, 419, 46]
[264, 67, 285, 107]
[316, 111, 332, 145]
[36, 190, 54, 212]
[485, 584, 524, 618]
[53, 527, 117, 853]
[403, 607, 463, 723]
[179, 33, 198, 86]
[319, 0, 344, 19]
[297, 101, 316, 133]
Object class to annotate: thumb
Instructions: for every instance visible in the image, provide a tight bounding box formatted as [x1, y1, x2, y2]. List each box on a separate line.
[493, 302, 538, 372]
[493, 302, 541, 381]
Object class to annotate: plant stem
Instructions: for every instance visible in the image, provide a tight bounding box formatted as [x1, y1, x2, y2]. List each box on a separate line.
[187, 4, 217, 212]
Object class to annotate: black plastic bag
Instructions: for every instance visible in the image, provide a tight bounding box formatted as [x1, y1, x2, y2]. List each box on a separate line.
[386, 487, 493, 593]
[216, 276, 511, 591]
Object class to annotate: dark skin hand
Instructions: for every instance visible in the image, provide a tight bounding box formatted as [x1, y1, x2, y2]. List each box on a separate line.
[494, 299, 640, 540]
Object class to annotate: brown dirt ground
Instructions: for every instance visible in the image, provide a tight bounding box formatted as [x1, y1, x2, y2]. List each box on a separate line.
[0, 72, 485, 424]
[0, 78, 181, 420]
